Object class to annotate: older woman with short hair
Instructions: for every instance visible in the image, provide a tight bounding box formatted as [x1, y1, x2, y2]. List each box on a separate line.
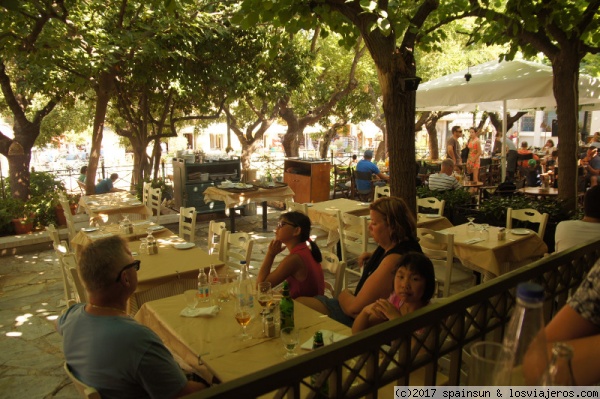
[297, 196, 422, 327]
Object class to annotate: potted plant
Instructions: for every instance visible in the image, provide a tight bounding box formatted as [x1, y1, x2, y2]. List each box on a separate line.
[3, 197, 35, 234]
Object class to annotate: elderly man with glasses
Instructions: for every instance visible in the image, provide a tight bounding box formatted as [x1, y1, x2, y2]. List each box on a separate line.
[57, 236, 206, 398]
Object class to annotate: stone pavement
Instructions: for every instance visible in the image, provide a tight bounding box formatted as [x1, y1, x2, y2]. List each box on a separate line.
[0, 206, 348, 398]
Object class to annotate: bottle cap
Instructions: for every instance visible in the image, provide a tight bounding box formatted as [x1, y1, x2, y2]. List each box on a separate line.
[516, 282, 544, 302]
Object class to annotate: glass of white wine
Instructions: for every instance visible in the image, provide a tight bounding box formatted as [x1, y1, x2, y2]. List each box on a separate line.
[234, 299, 252, 341]
[257, 282, 273, 316]
[281, 327, 299, 359]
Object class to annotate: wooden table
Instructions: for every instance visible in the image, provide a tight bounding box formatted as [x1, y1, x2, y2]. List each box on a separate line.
[306, 198, 371, 246]
[517, 187, 559, 198]
[78, 192, 152, 222]
[204, 185, 295, 232]
[439, 224, 548, 280]
[416, 213, 453, 231]
[135, 294, 351, 383]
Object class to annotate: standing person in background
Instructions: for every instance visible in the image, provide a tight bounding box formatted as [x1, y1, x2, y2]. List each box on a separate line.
[446, 126, 463, 166]
[495, 132, 518, 181]
[466, 127, 482, 183]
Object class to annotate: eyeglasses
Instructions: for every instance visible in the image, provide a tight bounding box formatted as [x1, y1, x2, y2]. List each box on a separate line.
[276, 221, 296, 229]
[456, 130, 463, 133]
[115, 260, 141, 282]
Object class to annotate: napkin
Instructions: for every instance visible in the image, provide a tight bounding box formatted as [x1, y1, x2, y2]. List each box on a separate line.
[300, 330, 348, 350]
[180, 306, 220, 318]
[464, 238, 484, 245]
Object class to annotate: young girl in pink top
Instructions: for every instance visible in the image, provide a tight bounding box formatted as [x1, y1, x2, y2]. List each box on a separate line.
[257, 211, 324, 298]
[352, 252, 435, 334]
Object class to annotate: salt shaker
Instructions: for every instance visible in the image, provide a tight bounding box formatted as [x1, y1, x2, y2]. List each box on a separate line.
[497, 227, 506, 241]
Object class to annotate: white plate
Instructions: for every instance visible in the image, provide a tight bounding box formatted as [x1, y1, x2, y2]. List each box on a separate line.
[148, 225, 165, 231]
[301, 330, 348, 350]
[426, 214, 441, 218]
[174, 242, 195, 250]
[82, 227, 99, 233]
[127, 201, 142, 206]
[511, 228, 530, 235]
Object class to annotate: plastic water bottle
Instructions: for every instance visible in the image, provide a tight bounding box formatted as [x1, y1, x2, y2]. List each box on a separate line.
[197, 268, 209, 302]
[237, 261, 254, 310]
[279, 281, 294, 330]
[208, 264, 219, 285]
[501, 282, 549, 385]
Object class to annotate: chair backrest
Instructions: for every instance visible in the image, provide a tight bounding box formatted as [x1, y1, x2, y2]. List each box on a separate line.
[77, 179, 87, 194]
[333, 166, 351, 199]
[58, 192, 77, 242]
[221, 230, 255, 271]
[61, 253, 88, 304]
[46, 223, 61, 249]
[207, 220, 226, 256]
[321, 250, 346, 299]
[147, 187, 161, 223]
[416, 197, 445, 216]
[285, 200, 308, 215]
[506, 207, 549, 238]
[336, 210, 373, 264]
[374, 185, 391, 199]
[417, 228, 455, 298]
[142, 182, 152, 205]
[64, 362, 102, 399]
[178, 207, 197, 242]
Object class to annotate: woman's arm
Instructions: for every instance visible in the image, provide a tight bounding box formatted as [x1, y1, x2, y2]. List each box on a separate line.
[257, 240, 301, 288]
[339, 253, 401, 318]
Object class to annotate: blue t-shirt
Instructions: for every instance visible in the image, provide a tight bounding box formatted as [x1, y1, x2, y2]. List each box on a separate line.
[58, 304, 187, 399]
[590, 155, 600, 170]
[356, 159, 381, 191]
[95, 178, 113, 194]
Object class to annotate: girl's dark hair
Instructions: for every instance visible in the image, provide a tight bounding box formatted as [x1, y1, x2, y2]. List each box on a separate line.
[80, 165, 87, 174]
[395, 252, 436, 303]
[281, 211, 322, 263]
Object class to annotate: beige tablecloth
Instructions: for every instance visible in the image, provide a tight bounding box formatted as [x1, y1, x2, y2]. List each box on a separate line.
[416, 214, 453, 231]
[70, 221, 174, 252]
[307, 198, 371, 245]
[135, 295, 351, 383]
[79, 192, 152, 222]
[440, 224, 548, 278]
[204, 185, 295, 209]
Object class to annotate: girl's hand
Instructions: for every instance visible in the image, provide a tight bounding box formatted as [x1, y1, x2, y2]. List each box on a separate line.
[371, 299, 401, 320]
[267, 239, 285, 257]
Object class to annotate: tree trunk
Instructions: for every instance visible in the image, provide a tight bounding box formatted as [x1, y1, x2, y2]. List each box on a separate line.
[553, 53, 580, 213]
[86, 70, 116, 194]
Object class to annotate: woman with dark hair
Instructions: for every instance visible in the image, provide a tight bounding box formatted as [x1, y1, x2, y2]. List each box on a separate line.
[78, 165, 88, 183]
[297, 196, 422, 327]
[257, 211, 324, 299]
[352, 252, 435, 334]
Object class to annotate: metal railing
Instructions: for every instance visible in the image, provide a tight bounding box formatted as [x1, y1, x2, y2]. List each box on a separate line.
[190, 239, 600, 398]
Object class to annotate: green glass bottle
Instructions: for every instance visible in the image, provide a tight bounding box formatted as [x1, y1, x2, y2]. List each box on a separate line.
[279, 281, 294, 330]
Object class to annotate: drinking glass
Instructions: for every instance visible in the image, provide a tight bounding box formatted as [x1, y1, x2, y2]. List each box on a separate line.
[139, 238, 148, 253]
[184, 290, 198, 310]
[469, 341, 514, 385]
[281, 327, 300, 359]
[467, 217, 477, 238]
[479, 224, 490, 241]
[257, 282, 273, 316]
[234, 300, 252, 341]
[213, 282, 230, 303]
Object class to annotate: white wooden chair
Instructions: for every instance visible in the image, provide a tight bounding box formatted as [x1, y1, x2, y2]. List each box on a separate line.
[506, 207, 549, 238]
[207, 220, 226, 256]
[336, 210, 377, 286]
[417, 228, 475, 297]
[321, 250, 346, 299]
[61, 253, 88, 304]
[64, 362, 101, 399]
[58, 192, 78, 243]
[142, 182, 152, 206]
[374, 185, 391, 199]
[147, 187, 162, 223]
[416, 197, 445, 216]
[220, 230, 255, 273]
[178, 207, 197, 242]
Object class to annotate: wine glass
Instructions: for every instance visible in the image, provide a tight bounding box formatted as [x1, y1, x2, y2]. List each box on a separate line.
[184, 290, 198, 311]
[467, 217, 477, 238]
[479, 224, 490, 241]
[281, 327, 299, 359]
[234, 299, 252, 341]
[257, 282, 273, 316]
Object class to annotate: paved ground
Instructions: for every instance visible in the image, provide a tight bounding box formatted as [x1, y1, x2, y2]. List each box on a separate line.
[0, 206, 349, 398]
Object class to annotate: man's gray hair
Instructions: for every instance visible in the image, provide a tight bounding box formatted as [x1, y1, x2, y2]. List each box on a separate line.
[441, 159, 455, 169]
[78, 236, 129, 292]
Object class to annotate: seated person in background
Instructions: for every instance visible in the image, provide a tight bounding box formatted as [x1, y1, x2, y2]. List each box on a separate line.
[555, 185, 600, 252]
[78, 166, 87, 183]
[296, 197, 422, 327]
[542, 257, 600, 385]
[257, 211, 324, 298]
[428, 159, 460, 191]
[352, 252, 435, 334]
[525, 158, 541, 187]
[579, 146, 599, 190]
[94, 173, 123, 194]
[57, 236, 206, 398]
[542, 139, 556, 157]
[518, 141, 540, 169]
[355, 149, 389, 191]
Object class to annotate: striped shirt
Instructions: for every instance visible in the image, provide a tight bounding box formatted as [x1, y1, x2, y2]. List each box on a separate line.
[428, 173, 460, 191]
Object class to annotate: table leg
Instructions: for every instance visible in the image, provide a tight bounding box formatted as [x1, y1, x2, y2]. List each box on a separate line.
[229, 207, 236, 233]
[262, 201, 268, 231]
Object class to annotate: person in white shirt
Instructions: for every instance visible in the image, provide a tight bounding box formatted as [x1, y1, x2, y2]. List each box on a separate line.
[555, 185, 600, 252]
[428, 159, 461, 191]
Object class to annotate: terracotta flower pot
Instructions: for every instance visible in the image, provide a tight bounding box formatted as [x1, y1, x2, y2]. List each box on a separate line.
[55, 204, 77, 227]
[11, 218, 34, 235]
